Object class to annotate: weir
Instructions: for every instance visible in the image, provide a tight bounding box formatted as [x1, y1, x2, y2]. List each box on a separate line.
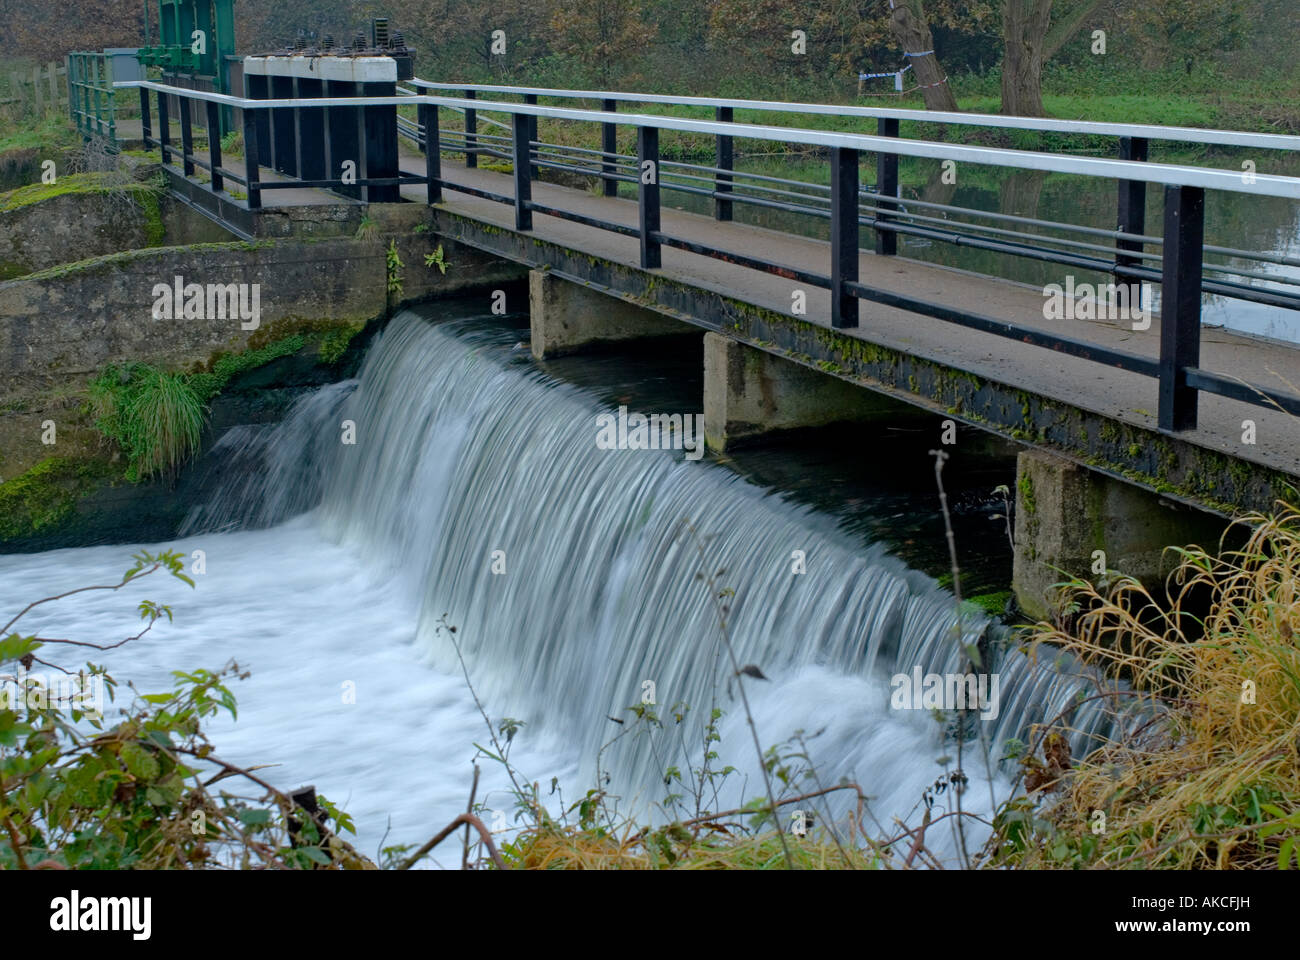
[177, 309, 1120, 834]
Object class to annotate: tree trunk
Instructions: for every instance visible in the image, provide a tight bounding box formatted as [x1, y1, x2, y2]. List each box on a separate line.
[1001, 0, 1052, 117]
[888, 1, 959, 112]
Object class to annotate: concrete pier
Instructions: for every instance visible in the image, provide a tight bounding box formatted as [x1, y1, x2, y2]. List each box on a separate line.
[1012, 449, 1224, 620]
[702, 332, 903, 451]
[528, 269, 687, 359]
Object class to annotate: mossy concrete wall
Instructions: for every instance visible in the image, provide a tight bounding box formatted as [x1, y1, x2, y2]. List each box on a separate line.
[1, 186, 232, 279]
[0, 224, 525, 487]
[703, 332, 907, 451]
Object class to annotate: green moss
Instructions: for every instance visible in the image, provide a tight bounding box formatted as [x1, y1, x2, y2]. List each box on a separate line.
[0, 172, 161, 214]
[0, 457, 117, 542]
[1019, 471, 1036, 515]
[190, 334, 308, 400]
[967, 590, 1012, 615]
[318, 322, 365, 364]
[137, 188, 166, 246]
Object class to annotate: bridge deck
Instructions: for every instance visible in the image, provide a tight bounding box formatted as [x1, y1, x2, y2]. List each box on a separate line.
[395, 159, 1300, 481]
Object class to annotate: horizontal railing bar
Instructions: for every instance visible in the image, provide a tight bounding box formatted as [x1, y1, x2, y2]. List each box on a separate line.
[843, 279, 1162, 376]
[255, 176, 425, 189]
[655, 232, 832, 287]
[407, 79, 1300, 153]
[439, 182, 515, 204]
[1184, 369, 1300, 417]
[113, 80, 1300, 199]
[524, 202, 641, 237]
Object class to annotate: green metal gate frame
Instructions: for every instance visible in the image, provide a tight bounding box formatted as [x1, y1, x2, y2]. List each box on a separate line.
[67, 52, 117, 142]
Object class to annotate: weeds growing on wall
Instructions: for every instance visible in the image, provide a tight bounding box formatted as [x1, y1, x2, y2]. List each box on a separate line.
[86, 364, 205, 482]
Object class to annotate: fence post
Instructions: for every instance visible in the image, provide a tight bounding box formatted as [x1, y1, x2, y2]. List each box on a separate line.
[1158, 185, 1204, 433]
[464, 88, 477, 168]
[715, 106, 733, 222]
[139, 86, 152, 151]
[638, 125, 661, 269]
[1116, 136, 1149, 303]
[47, 62, 57, 106]
[601, 99, 617, 197]
[207, 100, 223, 191]
[875, 117, 899, 256]
[32, 66, 43, 113]
[512, 112, 532, 230]
[420, 103, 441, 204]
[157, 89, 171, 165]
[831, 147, 860, 329]
[242, 105, 262, 210]
[523, 93, 538, 179]
[91, 57, 103, 137]
[179, 93, 195, 176]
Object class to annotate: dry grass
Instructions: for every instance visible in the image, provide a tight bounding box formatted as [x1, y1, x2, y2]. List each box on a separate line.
[996, 506, 1300, 869]
[501, 819, 878, 870]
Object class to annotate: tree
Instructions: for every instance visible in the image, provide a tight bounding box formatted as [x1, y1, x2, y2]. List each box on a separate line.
[1000, 0, 1104, 116]
[887, 0, 960, 111]
[548, 0, 658, 87]
[1117, 0, 1247, 75]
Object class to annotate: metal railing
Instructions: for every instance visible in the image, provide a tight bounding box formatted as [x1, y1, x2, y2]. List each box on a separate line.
[68, 52, 117, 141]
[407, 81, 1300, 317]
[115, 78, 1300, 435]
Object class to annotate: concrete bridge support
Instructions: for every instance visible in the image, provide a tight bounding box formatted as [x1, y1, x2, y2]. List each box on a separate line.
[528, 269, 688, 359]
[1012, 449, 1224, 621]
[702, 333, 903, 451]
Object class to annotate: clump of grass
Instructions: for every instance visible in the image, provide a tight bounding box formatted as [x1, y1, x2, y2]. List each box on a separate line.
[502, 818, 877, 870]
[992, 506, 1300, 869]
[86, 363, 205, 482]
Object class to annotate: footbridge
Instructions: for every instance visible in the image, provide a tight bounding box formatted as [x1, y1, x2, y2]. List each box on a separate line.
[109, 68, 1300, 616]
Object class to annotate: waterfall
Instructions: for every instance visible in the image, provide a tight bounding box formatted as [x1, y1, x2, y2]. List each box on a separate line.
[181, 307, 1119, 851]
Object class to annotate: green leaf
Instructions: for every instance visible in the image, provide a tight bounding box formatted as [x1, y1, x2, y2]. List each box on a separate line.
[1279, 836, 1298, 870]
[237, 808, 272, 826]
[119, 743, 160, 781]
[299, 846, 332, 865]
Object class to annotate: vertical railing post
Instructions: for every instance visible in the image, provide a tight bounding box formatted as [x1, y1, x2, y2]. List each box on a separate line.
[875, 118, 899, 256]
[420, 103, 441, 204]
[831, 147, 860, 329]
[523, 93, 539, 179]
[601, 99, 617, 197]
[1158, 185, 1204, 432]
[1116, 136, 1149, 300]
[91, 56, 103, 137]
[512, 112, 532, 230]
[242, 105, 262, 210]
[206, 99, 223, 191]
[139, 86, 152, 151]
[464, 88, 477, 168]
[638, 125, 661, 269]
[715, 105, 733, 221]
[179, 92, 195, 176]
[157, 89, 171, 165]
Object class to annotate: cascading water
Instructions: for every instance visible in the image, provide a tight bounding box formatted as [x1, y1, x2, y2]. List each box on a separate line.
[1, 306, 1121, 863]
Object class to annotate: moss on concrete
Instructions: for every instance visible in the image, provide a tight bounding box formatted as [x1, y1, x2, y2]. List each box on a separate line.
[0, 457, 118, 542]
[0, 172, 161, 214]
